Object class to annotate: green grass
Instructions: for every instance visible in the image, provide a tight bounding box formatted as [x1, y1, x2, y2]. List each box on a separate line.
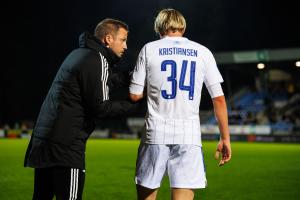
[0, 139, 300, 200]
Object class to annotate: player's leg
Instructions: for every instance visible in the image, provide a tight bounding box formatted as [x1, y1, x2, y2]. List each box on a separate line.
[168, 145, 207, 200]
[136, 184, 159, 200]
[32, 168, 55, 200]
[135, 143, 170, 200]
[52, 167, 85, 200]
[171, 188, 194, 200]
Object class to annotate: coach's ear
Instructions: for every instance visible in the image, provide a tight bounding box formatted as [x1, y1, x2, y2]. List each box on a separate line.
[104, 34, 114, 47]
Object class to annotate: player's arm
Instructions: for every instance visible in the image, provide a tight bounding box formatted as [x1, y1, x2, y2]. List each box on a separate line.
[208, 84, 231, 166]
[129, 45, 147, 102]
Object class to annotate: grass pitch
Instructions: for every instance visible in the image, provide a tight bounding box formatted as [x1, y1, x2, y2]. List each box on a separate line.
[0, 139, 299, 200]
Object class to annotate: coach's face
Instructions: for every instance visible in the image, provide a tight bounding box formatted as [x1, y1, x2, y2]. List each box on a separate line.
[106, 28, 128, 57]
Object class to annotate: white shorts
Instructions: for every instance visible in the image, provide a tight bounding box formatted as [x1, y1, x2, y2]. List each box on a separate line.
[135, 143, 207, 189]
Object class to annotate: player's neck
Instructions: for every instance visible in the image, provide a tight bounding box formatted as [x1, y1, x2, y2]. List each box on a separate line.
[162, 30, 184, 38]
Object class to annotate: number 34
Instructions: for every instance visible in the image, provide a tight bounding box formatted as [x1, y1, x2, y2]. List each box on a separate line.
[161, 60, 196, 100]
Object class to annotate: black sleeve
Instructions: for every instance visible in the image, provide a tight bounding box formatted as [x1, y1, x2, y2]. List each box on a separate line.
[108, 69, 132, 89]
[78, 53, 141, 120]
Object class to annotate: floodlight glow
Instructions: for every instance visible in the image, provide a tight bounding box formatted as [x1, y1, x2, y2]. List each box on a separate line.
[257, 63, 265, 69]
[296, 61, 300, 67]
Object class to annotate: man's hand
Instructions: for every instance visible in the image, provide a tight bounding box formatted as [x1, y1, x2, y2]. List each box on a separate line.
[129, 93, 144, 102]
[215, 139, 231, 167]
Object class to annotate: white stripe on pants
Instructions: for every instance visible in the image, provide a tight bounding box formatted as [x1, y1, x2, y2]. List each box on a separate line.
[69, 168, 79, 200]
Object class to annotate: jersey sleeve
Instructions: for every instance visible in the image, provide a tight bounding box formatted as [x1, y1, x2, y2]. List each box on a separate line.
[129, 45, 147, 95]
[203, 48, 224, 87]
[207, 83, 224, 98]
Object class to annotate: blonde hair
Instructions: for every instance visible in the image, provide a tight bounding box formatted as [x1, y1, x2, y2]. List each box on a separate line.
[154, 8, 186, 36]
[94, 18, 128, 40]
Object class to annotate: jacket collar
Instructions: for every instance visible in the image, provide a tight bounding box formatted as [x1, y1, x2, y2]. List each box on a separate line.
[78, 31, 120, 66]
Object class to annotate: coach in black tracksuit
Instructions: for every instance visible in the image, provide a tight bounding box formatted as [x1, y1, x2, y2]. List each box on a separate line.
[24, 19, 141, 200]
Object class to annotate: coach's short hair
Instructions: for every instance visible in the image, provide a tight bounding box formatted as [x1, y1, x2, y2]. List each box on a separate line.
[94, 18, 129, 40]
[154, 8, 186, 36]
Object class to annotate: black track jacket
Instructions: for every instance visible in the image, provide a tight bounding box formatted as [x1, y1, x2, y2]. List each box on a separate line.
[24, 32, 141, 169]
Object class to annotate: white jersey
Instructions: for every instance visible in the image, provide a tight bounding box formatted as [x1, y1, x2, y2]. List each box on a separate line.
[130, 36, 223, 146]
